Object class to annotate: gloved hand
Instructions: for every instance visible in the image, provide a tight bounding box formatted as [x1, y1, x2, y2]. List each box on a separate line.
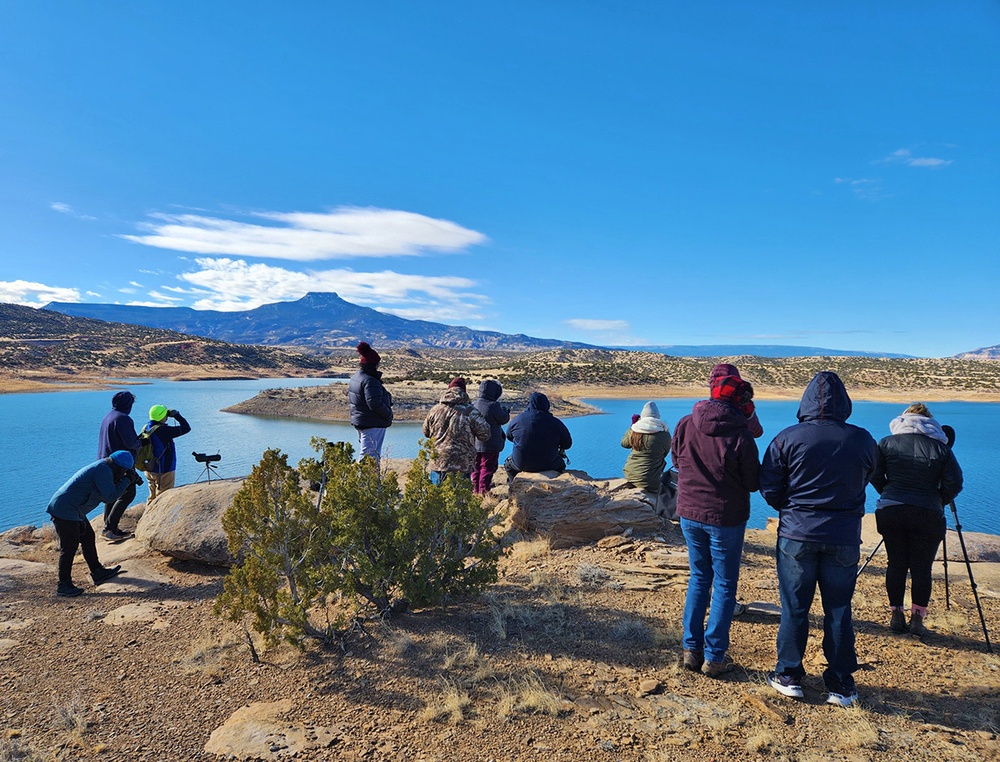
[736, 381, 755, 417]
[168, 409, 179, 418]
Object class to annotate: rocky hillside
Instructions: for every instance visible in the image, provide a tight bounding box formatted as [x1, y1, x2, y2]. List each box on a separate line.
[44, 292, 594, 352]
[954, 344, 1000, 360]
[0, 302, 336, 384]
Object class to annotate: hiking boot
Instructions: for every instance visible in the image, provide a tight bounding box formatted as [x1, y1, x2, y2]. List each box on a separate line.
[825, 688, 860, 708]
[733, 601, 748, 617]
[682, 650, 704, 672]
[102, 527, 132, 542]
[889, 609, 908, 633]
[702, 654, 735, 678]
[92, 565, 123, 585]
[766, 672, 804, 699]
[909, 611, 928, 636]
[57, 581, 84, 597]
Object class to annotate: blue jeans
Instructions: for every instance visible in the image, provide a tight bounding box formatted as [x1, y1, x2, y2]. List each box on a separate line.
[357, 427, 387, 465]
[680, 518, 746, 664]
[775, 537, 860, 691]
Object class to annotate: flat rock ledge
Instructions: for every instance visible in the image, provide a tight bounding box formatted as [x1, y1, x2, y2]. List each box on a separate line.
[509, 470, 667, 549]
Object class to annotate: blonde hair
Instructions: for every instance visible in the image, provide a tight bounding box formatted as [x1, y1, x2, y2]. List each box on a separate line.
[904, 402, 932, 418]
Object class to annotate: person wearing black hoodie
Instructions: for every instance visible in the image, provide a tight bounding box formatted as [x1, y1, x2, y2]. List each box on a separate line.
[96, 390, 141, 541]
[504, 392, 572, 480]
[348, 341, 393, 465]
[472, 379, 510, 494]
[760, 371, 876, 708]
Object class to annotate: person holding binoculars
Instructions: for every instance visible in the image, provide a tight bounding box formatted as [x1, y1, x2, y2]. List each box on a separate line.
[139, 405, 191, 501]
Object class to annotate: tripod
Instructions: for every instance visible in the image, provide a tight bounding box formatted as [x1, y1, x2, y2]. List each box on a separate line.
[947, 499, 993, 654]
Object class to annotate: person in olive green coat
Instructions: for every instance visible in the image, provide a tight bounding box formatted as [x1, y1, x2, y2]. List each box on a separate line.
[621, 401, 672, 492]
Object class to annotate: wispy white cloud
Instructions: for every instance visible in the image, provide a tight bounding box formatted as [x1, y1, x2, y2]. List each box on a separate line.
[121, 206, 488, 262]
[877, 148, 952, 168]
[128, 281, 143, 288]
[565, 318, 631, 332]
[125, 300, 177, 308]
[119, 287, 138, 294]
[85, 290, 102, 298]
[0, 280, 80, 307]
[147, 290, 184, 302]
[834, 177, 887, 201]
[177, 257, 488, 322]
[50, 202, 96, 221]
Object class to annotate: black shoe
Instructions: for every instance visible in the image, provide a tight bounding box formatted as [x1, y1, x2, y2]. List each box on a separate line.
[57, 581, 84, 597]
[102, 527, 132, 542]
[909, 611, 928, 636]
[92, 565, 123, 585]
[889, 610, 908, 633]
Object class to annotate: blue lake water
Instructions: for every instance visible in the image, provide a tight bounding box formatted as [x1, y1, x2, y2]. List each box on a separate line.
[1, 381, 997, 536]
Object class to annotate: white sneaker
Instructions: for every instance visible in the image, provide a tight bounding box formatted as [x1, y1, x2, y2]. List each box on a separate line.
[766, 672, 804, 698]
[826, 689, 859, 708]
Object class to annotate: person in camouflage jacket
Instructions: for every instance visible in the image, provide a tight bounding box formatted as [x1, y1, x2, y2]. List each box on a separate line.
[421, 378, 491, 482]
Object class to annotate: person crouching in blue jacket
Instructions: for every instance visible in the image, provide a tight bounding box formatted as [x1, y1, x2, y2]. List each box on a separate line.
[760, 371, 876, 708]
[47, 451, 139, 597]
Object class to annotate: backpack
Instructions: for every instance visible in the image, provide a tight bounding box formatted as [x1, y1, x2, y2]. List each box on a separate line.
[135, 424, 162, 472]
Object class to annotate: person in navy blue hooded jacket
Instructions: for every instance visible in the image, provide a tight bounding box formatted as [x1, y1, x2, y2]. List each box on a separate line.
[759, 371, 876, 708]
[504, 392, 572, 480]
[472, 379, 510, 494]
[97, 390, 141, 541]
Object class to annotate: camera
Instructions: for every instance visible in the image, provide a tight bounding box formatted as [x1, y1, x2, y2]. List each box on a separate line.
[192, 452, 222, 463]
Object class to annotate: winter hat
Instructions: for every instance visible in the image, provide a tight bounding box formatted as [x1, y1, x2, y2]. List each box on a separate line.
[709, 363, 741, 387]
[448, 377, 467, 390]
[112, 390, 136, 411]
[149, 404, 169, 422]
[108, 450, 135, 469]
[639, 401, 661, 419]
[356, 341, 381, 366]
[710, 375, 742, 403]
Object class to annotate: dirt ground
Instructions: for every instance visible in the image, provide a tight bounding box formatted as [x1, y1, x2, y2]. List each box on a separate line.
[2, 508, 999, 761]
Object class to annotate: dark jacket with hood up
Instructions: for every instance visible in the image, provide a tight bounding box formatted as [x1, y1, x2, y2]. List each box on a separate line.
[47, 459, 131, 523]
[505, 392, 572, 473]
[760, 371, 877, 545]
[349, 365, 393, 429]
[671, 399, 760, 527]
[473, 380, 510, 453]
[97, 391, 140, 460]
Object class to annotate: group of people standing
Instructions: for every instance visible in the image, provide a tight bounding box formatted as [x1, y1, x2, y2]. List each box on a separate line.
[633, 363, 963, 708]
[47, 389, 191, 597]
[348, 342, 573, 493]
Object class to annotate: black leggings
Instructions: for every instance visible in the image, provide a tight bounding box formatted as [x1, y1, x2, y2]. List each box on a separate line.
[876, 505, 945, 608]
[52, 517, 102, 583]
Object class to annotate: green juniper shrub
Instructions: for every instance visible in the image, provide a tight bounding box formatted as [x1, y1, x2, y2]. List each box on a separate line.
[215, 438, 503, 648]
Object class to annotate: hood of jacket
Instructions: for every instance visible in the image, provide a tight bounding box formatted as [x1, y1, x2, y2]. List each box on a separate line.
[797, 371, 852, 423]
[478, 379, 503, 402]
[112, 391, 135, 413]
[439, 386, 471, 405]
[691, 399, 747, 436]
[528, 392, 550, 413]
[889, 413, 948, 443]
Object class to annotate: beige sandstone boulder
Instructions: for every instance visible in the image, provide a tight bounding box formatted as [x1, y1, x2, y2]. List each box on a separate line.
[508, 470, 666, 549]
[135, 478, 244, 566]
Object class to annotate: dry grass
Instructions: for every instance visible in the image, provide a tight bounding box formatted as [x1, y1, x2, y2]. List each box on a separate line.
[177, 633, 239, 678]
[419, 679, 472, 724]
[0, 737, 47, 762]
[379, 623, 415, 656]
[745, 722, 782, 755]
[494, 673, 565, 719]
[576, 562, 611, 586]
[835, 705, 883, 750]
[508, 538, 550, 564]
[441, 642, 495, 683]
[611, 618, 654, 645]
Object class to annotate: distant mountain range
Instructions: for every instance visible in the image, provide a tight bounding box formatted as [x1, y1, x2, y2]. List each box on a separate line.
[44, 293, 593, 352]
[619, 344, 916, 359]
[953, 344, 1000, 360]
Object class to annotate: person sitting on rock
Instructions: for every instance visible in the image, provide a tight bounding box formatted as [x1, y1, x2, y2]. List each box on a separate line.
[140, 405, 191, 501]
[422, 377, 491, 484]
[472, 379, 511, 494]
[621, 401, 672, 493]
[504, 392, 573, 481]
[47, 451, 138, 597]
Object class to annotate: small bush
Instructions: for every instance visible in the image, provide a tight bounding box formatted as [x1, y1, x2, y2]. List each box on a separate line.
[215, 440, 503, 647]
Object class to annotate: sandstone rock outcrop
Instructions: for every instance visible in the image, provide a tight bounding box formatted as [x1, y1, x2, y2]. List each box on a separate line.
[135, 478, 244, 566]
[508, 470, 666, 549]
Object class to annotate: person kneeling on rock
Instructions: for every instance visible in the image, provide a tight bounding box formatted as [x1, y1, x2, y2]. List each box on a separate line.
[46, 451, 138, 597]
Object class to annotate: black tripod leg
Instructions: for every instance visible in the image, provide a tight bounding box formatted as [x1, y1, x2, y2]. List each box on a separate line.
[857, 538, 884, 578]
[950, 502, 993, 654]
[942, 527, 950, 610]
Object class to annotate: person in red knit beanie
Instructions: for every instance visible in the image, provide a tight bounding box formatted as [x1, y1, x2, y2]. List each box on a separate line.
[348, 341, 393, 464]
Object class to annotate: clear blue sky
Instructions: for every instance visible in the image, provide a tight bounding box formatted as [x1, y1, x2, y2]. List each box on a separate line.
[1, 2, 997, 357]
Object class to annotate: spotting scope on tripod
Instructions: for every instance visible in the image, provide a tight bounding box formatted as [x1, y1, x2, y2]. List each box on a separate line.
[192, 451, 222, 482]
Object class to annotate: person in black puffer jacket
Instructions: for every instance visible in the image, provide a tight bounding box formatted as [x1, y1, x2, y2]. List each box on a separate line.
[504, 392, 572, 480]
[871, 403, 963, 636]
[472, 379, 510, 494]
[348, 342, 393, 465]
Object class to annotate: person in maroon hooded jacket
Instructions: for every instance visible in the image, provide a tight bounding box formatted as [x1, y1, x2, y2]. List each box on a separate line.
[671, 373, 760, 677]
